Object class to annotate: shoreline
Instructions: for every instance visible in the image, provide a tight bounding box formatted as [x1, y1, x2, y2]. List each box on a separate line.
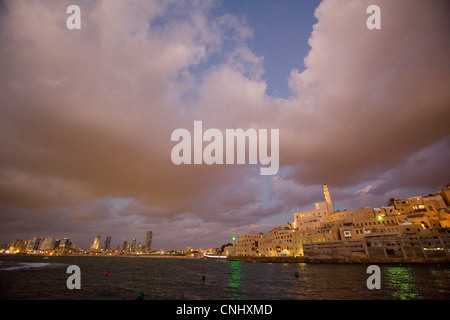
[225, 256, 450, 264]
[2, 253, 449, 264]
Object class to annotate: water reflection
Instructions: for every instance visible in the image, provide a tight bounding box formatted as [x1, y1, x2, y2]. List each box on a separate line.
[226, 261, 242, 300]
[384, 266, 421, 300]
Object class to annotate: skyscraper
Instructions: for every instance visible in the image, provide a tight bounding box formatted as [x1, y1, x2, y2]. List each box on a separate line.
[123, 238, 129, 251]
[26, 238, 37, 252]
[59, 238, 70, 248]
[39, 236, 56, 251]
[145, 231, 153, 253]
[102, 236, 112, 251]
[90, 235, 101, 250]
[33, 237, 43, 251]
[131, 238, 136, 252]
[9, 239, 26, 253]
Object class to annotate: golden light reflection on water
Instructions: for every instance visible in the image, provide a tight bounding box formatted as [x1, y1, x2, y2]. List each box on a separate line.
[226, 261, 242, 300]
[385, 266, 421, 300]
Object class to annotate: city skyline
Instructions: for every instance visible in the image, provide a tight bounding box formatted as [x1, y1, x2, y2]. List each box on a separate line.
[0, 1, 449, 250]
[3, 184, 449, 252]
[2, 230, 154, 253]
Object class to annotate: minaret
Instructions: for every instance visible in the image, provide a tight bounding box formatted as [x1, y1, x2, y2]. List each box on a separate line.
[323, 184, 333, 214]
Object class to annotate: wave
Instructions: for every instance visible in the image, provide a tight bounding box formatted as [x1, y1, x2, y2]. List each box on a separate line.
[0, 262, 65, 271]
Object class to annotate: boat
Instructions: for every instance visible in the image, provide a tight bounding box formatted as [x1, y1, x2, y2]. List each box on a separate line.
[203, 253, 227, 259]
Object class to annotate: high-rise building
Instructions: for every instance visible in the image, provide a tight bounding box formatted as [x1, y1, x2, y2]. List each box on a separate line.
[33, 237, 43, 251]
[9, 239, 26, 253]
[102, 236, 112, 251]
[145, 231, 153, 253]
[123, 238, 129, 251]
[90, 235, 101, 250]
[26, 238, 37, 252]
[131, 238, 136, 252]
[39, 236, 56, 251]
[59, 238, 70, 248]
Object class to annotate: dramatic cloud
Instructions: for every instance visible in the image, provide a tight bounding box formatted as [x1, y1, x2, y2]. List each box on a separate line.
[282, 0, 450, 187]
[0, 0, 448, 249]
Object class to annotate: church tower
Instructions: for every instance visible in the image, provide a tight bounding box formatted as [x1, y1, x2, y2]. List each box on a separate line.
[323, 184, 333, 214]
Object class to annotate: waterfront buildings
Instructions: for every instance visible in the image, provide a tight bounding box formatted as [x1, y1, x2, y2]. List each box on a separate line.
[1, 231, 153, 256]
[5, 235, 72, 254]
[231, 184, 450, 260]
[259, 224, 297, 257]
[3, 185, 449, 259]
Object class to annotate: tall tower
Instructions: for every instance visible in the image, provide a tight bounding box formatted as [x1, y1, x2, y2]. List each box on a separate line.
[103, 236, 112, 251]
[323, 184, 333, 214]
[145, 231, 153, 253]
[59, 238, 70, 248]
[90, 235, 101, 250]
[123, 238, 129, 251]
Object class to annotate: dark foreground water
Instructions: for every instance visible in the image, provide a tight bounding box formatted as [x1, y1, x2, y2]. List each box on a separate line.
[0, 255, 449, 300]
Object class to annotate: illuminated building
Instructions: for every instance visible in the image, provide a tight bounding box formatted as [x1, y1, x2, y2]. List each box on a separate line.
[293, 184, 335, 233]
[145, 231, 153, 253]
[9, 239, 26, 253]
[323, 184, 333, 213]
[39, 236, 56, 251]
[26, 238, 37, 252]
[233, 234, 263, 257]
[439, 184, 450, 206]
[373, 206, 397, 217]
[231, 184, 450, 259]
[123, 238, 129, 251]
[33, 237, 43, 251]
[393, 194, 446, 214]
[90, 235, 101, 250]
[324, 207, 375, 223]
[59, 238, 70, 248]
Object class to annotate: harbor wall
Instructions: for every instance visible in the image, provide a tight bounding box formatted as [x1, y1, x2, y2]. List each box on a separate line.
[227, 233, 450, 264]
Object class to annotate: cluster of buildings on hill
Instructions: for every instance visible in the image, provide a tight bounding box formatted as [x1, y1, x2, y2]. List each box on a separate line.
[227, 184, 450, 260]
[2, 231, 153, 256]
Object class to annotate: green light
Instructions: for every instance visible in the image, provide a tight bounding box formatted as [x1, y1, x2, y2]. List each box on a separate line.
[232, 237, 236, 241]
[226, 261, 242, 299]
[385, 266, 420, 299]
[377, 216, 382, 220]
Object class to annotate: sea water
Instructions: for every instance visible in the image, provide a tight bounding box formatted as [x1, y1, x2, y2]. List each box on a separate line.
[0, 255, 449, 300]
